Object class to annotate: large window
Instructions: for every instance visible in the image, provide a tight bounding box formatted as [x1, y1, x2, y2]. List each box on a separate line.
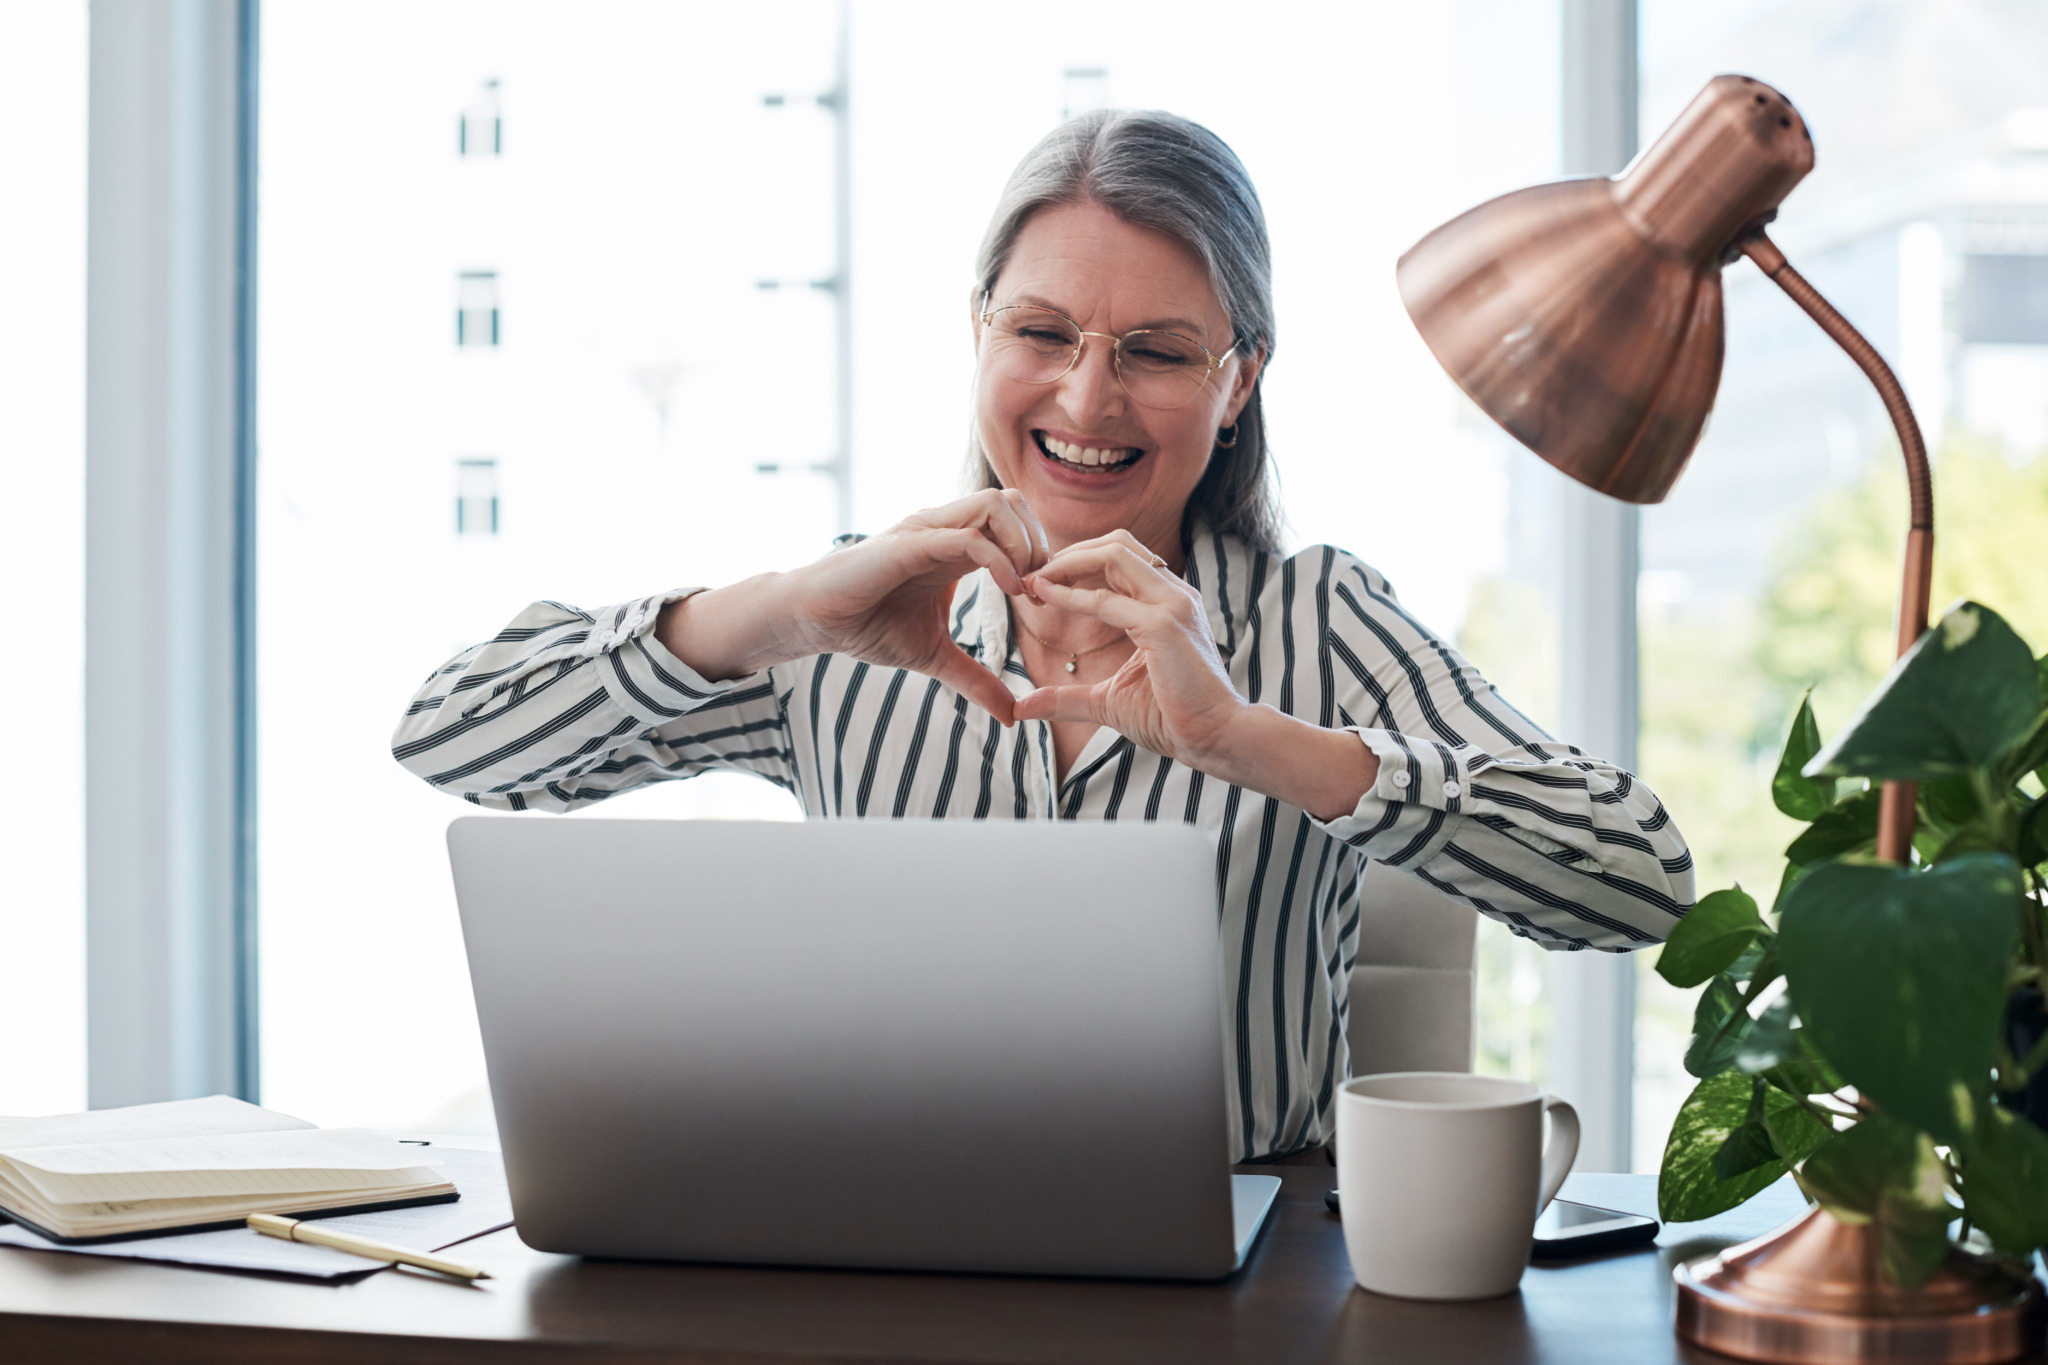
[0, 0, 86, 1118]
[257, 0, 1561, 1131]
[1629, 0, 2048, 1170]
[44, 0, 2033, 1166]
[39, 0, 2035, 1166]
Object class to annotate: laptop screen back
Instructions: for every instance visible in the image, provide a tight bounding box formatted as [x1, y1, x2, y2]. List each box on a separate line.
[448, 817, 1239, 1279]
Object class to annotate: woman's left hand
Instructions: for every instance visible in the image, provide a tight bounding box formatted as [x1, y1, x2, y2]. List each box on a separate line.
[1012, 531, 1249, 768]
[1016, 530, 1381, 817]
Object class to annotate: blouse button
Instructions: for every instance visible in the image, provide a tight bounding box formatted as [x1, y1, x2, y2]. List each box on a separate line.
[1442, 781, 1462, 800]
[593, 630, 616, 650]
[1389, 770, 1411, 789]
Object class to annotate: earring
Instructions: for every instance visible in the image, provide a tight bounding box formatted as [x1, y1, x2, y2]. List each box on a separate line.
[1215, 423, 1240, 450]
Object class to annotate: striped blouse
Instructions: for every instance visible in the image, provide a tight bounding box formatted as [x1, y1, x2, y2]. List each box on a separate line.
[392, 529, 1694, 1162]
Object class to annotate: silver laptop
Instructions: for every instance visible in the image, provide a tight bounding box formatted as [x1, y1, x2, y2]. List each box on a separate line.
[446, 817, 1279, 1280]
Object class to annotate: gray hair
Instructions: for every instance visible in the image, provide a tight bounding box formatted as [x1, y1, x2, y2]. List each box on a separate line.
[969, 109, 1283, 555]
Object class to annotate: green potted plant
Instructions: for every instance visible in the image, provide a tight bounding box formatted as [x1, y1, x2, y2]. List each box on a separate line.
[1656, 599, 2048, 1285]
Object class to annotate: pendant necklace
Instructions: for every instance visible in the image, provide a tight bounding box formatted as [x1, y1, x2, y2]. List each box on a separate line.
[1019, 620, 1127, 674]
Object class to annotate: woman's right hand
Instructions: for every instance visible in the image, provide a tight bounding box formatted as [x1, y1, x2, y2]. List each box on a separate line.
[657, 489, 1047, 723]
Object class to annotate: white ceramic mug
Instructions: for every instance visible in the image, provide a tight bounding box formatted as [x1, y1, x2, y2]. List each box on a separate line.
[1335, 1071, 1580, 1300]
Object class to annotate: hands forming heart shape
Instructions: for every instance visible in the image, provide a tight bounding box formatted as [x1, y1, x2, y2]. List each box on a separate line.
[775, 489, 1248, 775]
[657, 487, 1375, 818]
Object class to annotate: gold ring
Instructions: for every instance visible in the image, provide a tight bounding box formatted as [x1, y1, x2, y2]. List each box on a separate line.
[1148, 554, 1166, 569]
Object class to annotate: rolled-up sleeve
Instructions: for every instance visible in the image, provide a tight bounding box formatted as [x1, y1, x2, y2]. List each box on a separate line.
[391, 589, 796, 811]
[1314, 557, 1694, 952]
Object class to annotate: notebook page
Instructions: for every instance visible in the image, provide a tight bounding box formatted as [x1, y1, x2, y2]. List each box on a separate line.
[3, 1129, 430, 1206]
[0, 1095, 312, 1152]
[52, 1168, 450, 1216]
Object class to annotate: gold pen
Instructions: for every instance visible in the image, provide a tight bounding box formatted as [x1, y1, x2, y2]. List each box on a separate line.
[248, 1213, 493, 1281]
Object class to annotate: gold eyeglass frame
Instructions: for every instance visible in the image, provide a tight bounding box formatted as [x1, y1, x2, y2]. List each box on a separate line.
[976, 293, 1244, 410]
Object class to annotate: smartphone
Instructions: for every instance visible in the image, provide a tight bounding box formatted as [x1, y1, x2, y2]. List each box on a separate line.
[1532, 1200, 1660, 1256]
[1322, 1192, 1659, 1258]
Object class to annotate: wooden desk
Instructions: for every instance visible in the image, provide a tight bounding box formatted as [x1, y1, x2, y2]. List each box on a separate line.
[0, 1169, 1847, 1364]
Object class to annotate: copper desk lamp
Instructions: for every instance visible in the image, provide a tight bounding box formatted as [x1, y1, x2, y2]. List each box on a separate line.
[1399, 75, 2041, 1364]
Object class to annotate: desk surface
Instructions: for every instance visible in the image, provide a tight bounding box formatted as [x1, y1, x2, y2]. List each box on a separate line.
[0, 1168, 1880, 1365]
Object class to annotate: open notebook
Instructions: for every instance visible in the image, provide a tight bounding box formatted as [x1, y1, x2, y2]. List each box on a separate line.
[0, 1095, 457, 1244]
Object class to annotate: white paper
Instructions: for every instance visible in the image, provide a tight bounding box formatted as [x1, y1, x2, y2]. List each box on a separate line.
[0, 1095, 313, 1152]
[0, 1145, 512, 1280]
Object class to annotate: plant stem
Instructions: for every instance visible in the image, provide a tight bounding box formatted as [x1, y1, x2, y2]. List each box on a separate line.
[1762, 1108, 1794, 1168]
[1973, 769, 2014, 854]
[1787, 1091, 1850, 1128]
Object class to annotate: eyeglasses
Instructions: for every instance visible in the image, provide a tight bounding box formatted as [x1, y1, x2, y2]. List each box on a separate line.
[976, 296, 1244, 411]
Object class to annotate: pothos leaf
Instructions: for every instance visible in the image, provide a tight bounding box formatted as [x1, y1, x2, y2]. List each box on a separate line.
[1798, 1113, 1954, 1288]
[2017, 795, 2048, 870]
[1711, 1073, 1839, 1183]
[1734, 995, 1798, 1074]
[1963, 1104, 2048, 1260]
[1713, 1079, 1784, 1180]
[1918, 773, 1982, 833]
[1684, 975, 1748, 1080]
[1772, 859, 1806, 916]
[1806, 602, 2040, 783]
[1657, 887, 1767, 989]
[1931, 817, 2005, 863]
[1773, 694, 1834, 821]
[1996, 700, 2048, 790]
[1783, 790, 1880, 868]
[1660, 1072, 1807, 1223]
[1725, 935, 1771, 984]
[1777, 853, 2021, 1145]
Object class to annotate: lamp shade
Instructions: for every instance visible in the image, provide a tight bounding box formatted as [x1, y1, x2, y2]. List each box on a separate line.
[1396, 75, 1816, 503]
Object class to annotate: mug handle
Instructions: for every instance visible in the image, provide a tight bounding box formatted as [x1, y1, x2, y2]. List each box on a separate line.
[1537, 1096, 1580, 1212]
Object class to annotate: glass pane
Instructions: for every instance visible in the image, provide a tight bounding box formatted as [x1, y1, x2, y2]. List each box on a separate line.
[1633, 0, 2048, 1171]
[0, 0, 87, 1117]
[258, 2, 826, 1130]
[259, 0, 1561, 1131]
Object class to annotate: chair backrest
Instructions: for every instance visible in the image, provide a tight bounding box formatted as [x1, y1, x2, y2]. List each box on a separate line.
[1345, 861, 1477, 1078]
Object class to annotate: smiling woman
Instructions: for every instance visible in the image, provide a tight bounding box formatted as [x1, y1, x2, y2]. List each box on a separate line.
[391, 109, 1696, 1164]
[970, 111, 1280, 559]
[972, 202, 1251, 563]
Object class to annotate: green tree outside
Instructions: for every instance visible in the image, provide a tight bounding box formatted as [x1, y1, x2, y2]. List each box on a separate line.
[1458, 435, 2048, 1163]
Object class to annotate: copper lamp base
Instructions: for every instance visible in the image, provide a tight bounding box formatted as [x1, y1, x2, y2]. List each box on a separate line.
[1674, 1207, 2045, 1364]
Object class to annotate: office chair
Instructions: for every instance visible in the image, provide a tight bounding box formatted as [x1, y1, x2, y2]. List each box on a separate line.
[1345, 861, 1478, 1077]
